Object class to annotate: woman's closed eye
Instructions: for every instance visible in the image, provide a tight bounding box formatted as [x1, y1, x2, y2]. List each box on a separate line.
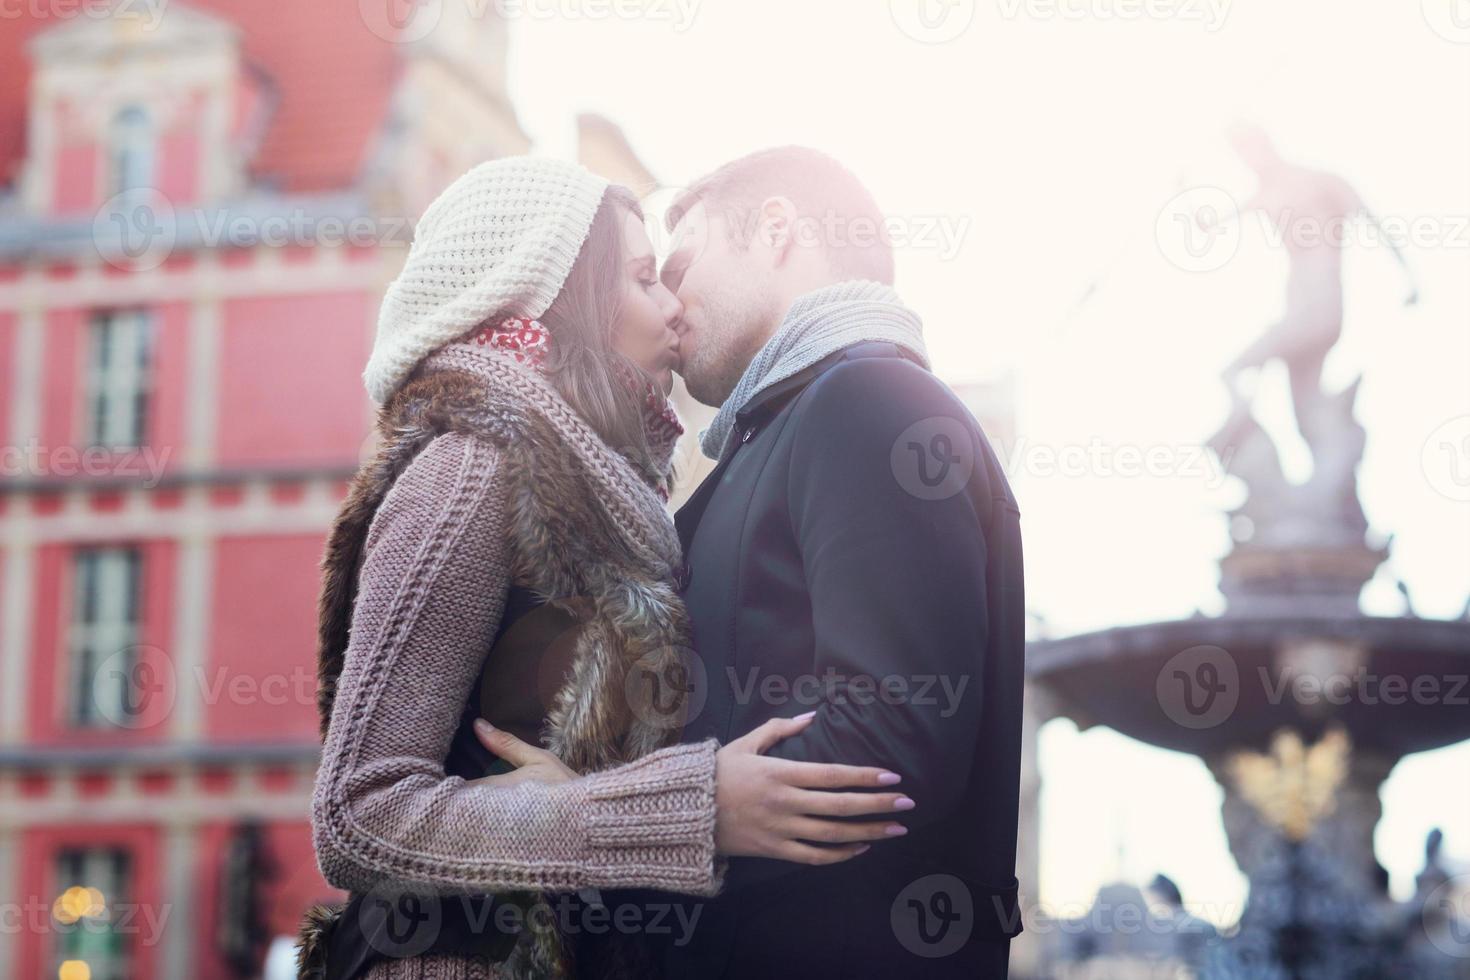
[629, 255, 659, 289]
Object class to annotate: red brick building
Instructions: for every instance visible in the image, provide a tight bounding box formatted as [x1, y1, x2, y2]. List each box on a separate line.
[0, 8, 1023, 980]
[0, 4, 531, 977]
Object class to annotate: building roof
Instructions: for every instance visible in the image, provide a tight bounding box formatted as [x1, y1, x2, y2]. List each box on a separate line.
[0, 0, 403, 193]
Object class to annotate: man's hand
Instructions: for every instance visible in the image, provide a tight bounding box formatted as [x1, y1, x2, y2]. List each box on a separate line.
[715, 712, 914, 865]
[466, 719, 575, 788]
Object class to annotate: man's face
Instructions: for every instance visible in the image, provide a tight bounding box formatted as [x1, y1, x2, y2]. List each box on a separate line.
[661, 201, 777, 408]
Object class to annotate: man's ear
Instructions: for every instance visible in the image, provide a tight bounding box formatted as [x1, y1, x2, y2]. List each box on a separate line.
[755, 196, 799, 266]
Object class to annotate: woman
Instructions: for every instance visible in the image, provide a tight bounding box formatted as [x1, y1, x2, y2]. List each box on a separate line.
[302, 158, 910, 980]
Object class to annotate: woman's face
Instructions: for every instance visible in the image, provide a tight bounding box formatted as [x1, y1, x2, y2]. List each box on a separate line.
[611, 209, 684, 396]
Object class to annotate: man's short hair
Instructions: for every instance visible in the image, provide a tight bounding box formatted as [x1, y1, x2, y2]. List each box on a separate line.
[668, 146, 896, 285]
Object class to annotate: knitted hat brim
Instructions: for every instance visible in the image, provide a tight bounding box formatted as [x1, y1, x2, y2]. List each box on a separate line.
[364, 158, 612, 405]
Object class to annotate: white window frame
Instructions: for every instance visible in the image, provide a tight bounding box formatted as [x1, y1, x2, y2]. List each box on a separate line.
[109, 105, 156, 195]
[85, 309, 154, 451]
[66, 546, 143, 729]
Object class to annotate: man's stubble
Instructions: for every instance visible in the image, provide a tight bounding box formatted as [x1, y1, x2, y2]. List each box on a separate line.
[680, 277, 781, 409]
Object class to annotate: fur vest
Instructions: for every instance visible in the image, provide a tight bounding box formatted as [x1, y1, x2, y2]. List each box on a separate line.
[304, 342, 694, 979]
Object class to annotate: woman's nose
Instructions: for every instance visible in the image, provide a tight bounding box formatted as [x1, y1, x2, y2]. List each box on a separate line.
[657, 283, 684, 329]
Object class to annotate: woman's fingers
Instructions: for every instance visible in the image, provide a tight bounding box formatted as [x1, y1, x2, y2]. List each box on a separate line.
[766, 757, 903, 790]
[472, 719, 545, 769]
[788, 788, 915, 819]
[776, 840, 873, 867]
[735, 711, 816, 754]
[783, 815, 907, 845]
[712, 722, 913, 864]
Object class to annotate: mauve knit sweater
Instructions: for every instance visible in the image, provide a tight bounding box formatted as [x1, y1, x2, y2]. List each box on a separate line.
[310, 428, 724, 979]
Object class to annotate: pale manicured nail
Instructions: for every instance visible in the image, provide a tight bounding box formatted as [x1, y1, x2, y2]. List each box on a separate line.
[794, 710, 817, 721]
[877, 772, 901, 785]
[475, 719, 494, 734]
[854, 844, 871, 854]
[893, 797, 915, 811]
[885, 824, 909, 836]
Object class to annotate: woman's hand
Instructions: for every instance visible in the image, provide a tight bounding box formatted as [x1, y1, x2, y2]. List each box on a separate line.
[466, 719, 575, 788]
[715, 711, 913, 865]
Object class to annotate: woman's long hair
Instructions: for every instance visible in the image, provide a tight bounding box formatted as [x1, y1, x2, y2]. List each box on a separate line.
[503, 185, 659, 477]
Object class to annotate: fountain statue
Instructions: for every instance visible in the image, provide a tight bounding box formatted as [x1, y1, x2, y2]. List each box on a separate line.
[1024, 130, 1470, 979]
[1208, 123, 1420, 614]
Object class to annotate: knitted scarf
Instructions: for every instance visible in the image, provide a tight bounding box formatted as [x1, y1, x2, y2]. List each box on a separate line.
[700, 280, 930, 459]
[455, 317, 685, 499]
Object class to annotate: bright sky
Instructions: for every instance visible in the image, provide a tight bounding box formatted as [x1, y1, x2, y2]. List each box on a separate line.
[499, 0, 1469, 920]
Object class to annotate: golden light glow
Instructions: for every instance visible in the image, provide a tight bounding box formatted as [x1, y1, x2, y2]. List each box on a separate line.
[51, 886, 107, 925]
[84, 888, 106, 915]
[58, 961, 91, 980]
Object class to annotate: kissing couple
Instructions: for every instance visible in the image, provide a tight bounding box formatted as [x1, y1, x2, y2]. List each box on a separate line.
[301, 147, 1026, 980]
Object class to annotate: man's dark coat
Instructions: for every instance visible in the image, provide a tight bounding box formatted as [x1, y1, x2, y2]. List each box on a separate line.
[654, 340, 1027, 979]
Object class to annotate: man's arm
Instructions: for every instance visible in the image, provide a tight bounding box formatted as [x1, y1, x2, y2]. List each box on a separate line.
[763, 354, 995, 828]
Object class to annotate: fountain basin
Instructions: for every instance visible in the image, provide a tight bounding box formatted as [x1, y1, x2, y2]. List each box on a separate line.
[1028, 614, 1470, 758]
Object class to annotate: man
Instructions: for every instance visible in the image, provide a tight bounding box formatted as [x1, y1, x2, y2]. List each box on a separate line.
[655, 146, 1027, 978]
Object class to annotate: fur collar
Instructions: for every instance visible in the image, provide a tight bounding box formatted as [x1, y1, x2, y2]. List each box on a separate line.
[310, 345, 696, 975]
[421, 341, 683, 573]
[316, 345, 691, 763]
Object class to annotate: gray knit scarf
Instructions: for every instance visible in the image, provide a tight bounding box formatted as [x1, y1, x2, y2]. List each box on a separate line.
[700, 279, 930, 459]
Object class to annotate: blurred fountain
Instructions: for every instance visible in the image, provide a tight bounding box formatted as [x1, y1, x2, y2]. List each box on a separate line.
[1022, 136, 1470, 979]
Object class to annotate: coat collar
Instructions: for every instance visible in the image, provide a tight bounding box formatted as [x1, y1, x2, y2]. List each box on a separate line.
[677, 341, 923, 553]
[733, 340, 922, 430]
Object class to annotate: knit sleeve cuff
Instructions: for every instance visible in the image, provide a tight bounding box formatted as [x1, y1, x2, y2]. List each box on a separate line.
[581, 738, 724, 896]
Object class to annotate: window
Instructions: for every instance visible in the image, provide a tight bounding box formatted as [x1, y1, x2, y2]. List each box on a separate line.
[85, 310, 154, 450]
[52, 848, 133, 980]
[109, 106, 155, 195]
[67, 547, 143, 729]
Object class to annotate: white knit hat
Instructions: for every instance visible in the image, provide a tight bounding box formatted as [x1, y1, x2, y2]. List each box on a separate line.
[364, 157, 611, 404]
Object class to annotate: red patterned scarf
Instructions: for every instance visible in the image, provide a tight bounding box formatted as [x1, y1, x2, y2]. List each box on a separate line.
[468, 318, 685, 499]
